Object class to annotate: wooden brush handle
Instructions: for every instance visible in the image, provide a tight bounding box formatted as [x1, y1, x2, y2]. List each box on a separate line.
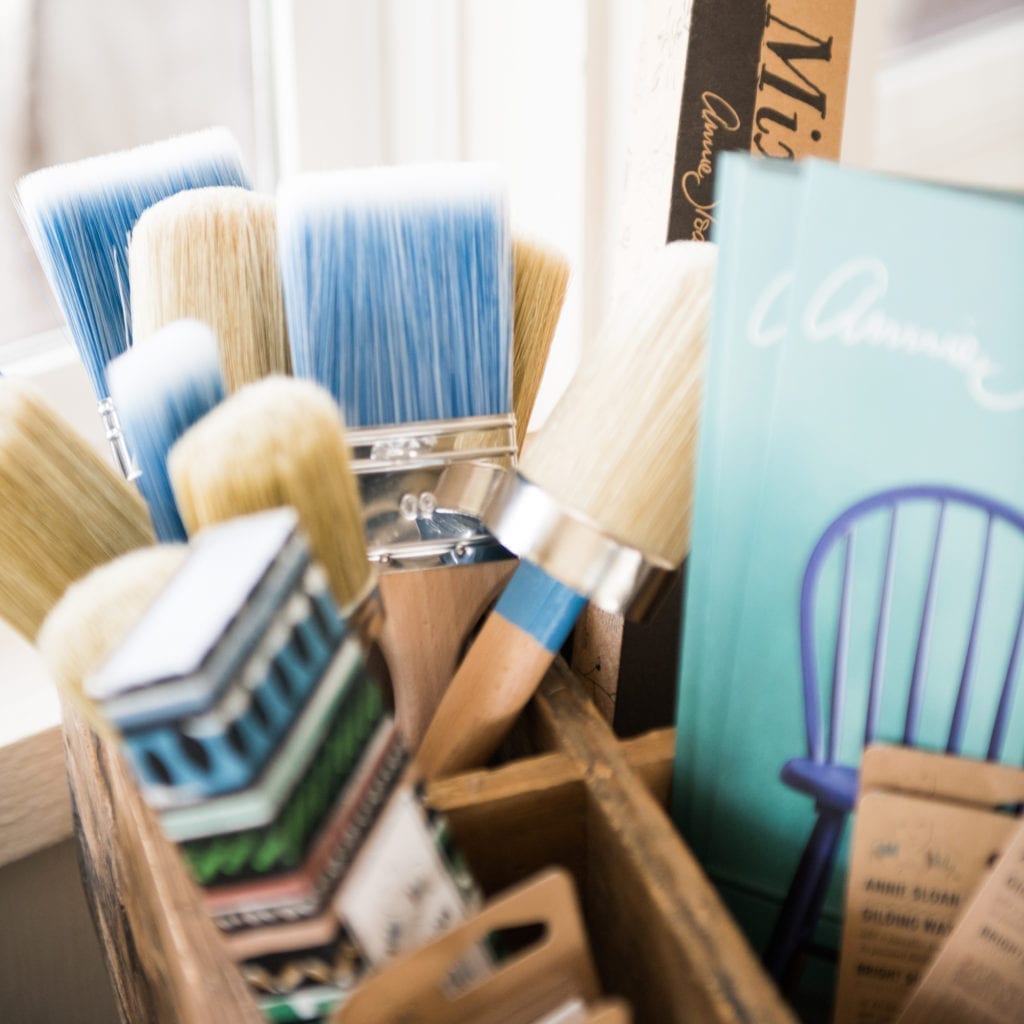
[415, 612, 557, 778]
[416, 562, 587, 778]
[378, 560, 516, 748]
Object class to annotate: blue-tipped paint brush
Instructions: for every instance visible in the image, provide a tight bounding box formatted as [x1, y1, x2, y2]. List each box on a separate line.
[277, 162, 511, 429]
[15, 128, 249, 475]
[106, 319, 225, 542]
[277, 163, 516, 745]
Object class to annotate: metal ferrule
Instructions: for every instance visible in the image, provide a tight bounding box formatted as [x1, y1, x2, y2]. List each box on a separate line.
[97, 397, 139, 481]
[347, 414, 517, 572]
[483, 472, 677, 621]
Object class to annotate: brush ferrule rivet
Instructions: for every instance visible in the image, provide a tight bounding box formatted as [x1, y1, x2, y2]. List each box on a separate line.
[97, 397, 140, 480]
[347, 413, 517, 572]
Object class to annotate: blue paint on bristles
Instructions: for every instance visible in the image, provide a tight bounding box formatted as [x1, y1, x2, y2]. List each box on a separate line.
[107, 320, 225, 542]
[277, 163, 511, 428]
[15, 128, 250, 401]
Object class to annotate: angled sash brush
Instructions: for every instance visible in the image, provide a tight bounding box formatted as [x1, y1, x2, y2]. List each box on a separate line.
[107, 319, 225, 543]
[511, 236, 570, 451]
[417, 241, 717, 777]
[15, 128, 249, 475]
[0, 377, 155, 640]
[129, 186, 290, 392]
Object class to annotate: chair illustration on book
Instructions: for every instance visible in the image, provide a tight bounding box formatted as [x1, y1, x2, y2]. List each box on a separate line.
[763, 484, 1024, 990]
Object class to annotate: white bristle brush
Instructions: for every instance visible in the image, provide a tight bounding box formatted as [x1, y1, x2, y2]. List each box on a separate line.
[0, 377, 155, 640]
[129, 186, 290, 393]
[417, 241, 716, 777]
[15, 128, 249, 474]
[106, 319, 226, 543]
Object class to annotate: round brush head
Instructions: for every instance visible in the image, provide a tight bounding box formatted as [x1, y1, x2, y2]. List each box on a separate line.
[0, 378, 156, 639]
[37, 545, 188, 730]
[129, 186, 290, 393]
[168, 377, 371, 611]
[519, 241, 716, 568]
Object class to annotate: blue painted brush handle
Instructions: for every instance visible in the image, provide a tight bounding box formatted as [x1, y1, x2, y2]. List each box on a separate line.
[493, 560, 588, 654]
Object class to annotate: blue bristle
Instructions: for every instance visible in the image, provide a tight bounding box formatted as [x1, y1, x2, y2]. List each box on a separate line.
[278, 164, 511, 428]
[16, 128, 250, 401]
[107, 320, 225, 542]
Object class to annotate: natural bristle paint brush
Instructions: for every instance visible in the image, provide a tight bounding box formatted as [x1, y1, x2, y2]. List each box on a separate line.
[15, 128, 249, 475]
[46, 509, 482, 1022]
[277, 163, 517, 745]
[0, 377, 155, 640]
[129, 186, 290, 392]
[417, 241, 716, 778]
[107, 319, 225, 542]
[511, 237, 569, 451]
[167, 376, 374, 626]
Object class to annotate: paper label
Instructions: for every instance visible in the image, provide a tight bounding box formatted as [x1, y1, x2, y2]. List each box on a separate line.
[897, 820, 1024, 1024]
[335, 786, 470, 965]
[835, 746, 1024, 1024]
[834, 791, 1015, 1023]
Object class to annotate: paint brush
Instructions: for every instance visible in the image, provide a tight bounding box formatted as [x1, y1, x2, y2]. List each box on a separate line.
[277, 163, 517, 745]
[107, 319, 225, 542]
[417, 241, 716, 777]
[129, 186, 290, 392]
[511, 236, 569, 451]
[0, 377, 155, 640]
[15, 128, 249, 476]
[277, 163, 514, 564]
[167, 376, 377, 637]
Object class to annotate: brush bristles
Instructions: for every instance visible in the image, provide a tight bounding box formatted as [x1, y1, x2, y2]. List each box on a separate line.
[107, 320, 225, 543]
[15, 127, 250, 399]
[512, 237, 569, 447]
[37, 545, 187, 732]
[168, 377, 370, 610]
[129, 187, 290, 392]
[278, 163, 511, 427]
[0, 379, 156, 639]
[520, 242, 716, 566]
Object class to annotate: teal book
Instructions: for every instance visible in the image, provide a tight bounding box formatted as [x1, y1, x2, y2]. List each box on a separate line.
[677, 158, 1024, 968]
[673, 153, 805, 856]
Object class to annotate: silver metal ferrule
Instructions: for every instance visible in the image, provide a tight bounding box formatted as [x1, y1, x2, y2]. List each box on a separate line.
[97, 397, 139, 481]
[483, 472, 676, 621]
[347, 414, 517, 572]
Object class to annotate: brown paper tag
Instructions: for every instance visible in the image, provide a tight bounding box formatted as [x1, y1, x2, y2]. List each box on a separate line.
[897, 820, 1024, 1024]
[336, 869, 608, 1024]
[834, 746, 1024, 1024]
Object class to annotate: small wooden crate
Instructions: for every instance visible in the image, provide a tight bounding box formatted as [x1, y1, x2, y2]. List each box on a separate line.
[62, 659, 794, 1024]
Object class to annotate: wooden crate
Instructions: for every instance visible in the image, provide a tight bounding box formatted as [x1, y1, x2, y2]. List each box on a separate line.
[62, 658, 794, 1024]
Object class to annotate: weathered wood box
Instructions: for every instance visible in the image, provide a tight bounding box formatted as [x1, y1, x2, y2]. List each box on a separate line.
[62, 658, 794, 1024]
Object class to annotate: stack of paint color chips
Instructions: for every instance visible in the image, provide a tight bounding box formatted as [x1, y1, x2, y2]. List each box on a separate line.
[84, 508, 481, 1023]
